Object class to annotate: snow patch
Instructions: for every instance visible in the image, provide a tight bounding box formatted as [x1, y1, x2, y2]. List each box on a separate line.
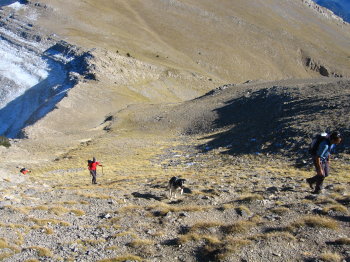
[8, 1, 26, 11]
[0, 38, 49, 109]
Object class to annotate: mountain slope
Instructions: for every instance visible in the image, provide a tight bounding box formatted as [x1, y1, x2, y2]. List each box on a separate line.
[38, 0, 350, 83]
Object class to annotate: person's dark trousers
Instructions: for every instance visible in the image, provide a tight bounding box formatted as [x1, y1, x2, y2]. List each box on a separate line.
[90, 170, 97, 184]
[307, 159, 329, 193]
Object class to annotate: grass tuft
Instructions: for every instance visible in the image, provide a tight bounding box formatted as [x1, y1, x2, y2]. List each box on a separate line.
[270, 207, 289, 215]
[292, 216, 339, 230]
[98, 255, 143, 262]
[235, 205, 252, 215]
[0, 238, 9, 248]
[333, 238, 350, 245]
[221, 220, 255, 234]
[0, 253, 14, 260]
[178, 233, 221, 245]
[322, 205, 348, 214]
[237, 194, 263, 202]
[70, 209, 86, 216]
[128, 239, 154, 248]
[28, 246, 53, 257]
[200, 237, 251, 261]
[29, 218, 71, 227]
[77, 239, 106, 246]
[319, 252, 342, 262]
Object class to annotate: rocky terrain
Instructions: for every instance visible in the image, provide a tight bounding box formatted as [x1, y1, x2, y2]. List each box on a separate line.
[0, 1, 350, 262]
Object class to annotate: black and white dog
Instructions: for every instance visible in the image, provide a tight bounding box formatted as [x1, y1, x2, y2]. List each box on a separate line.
[168, 176, 186, 198]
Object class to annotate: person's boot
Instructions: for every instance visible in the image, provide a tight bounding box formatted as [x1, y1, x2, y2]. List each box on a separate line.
[306, 178, 314, 190]
[312, 182, 322, 194]
[312, 188, 322, 194]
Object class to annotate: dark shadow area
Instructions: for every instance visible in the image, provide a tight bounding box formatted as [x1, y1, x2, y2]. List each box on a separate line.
[331, 215, 350, 223]
[0, 0, 27, 7]
[168, 199, 183, 205]
[0, 57, 70, 137]
[131, 192, 162, 201]
[196, 84, 350, 163]
[336, 196, 350, 206]
[303, 258, 317, 262]
[183, 187, 192, 194]
[195, 244, 222, 262]
[161, 238, 179, 246]
[0, 41, 94, 138]
[263, 227, 291, 234]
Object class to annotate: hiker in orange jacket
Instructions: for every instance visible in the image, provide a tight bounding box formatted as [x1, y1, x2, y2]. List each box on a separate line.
[87, 157, 102, 184]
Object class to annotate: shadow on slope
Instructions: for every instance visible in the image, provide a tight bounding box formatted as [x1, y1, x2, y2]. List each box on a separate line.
[0, 41, 95, 138]
[196, 82, 350, 160]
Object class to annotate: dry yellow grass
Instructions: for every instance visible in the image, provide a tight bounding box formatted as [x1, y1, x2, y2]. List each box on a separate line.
[178, 233, 221, 245]
[0, 253, 14, 260]
[98, 255, 143, 262]
[332, 185, 347, 193]
[31, 225, 54, 235]
[77, 239, 106, 246]
[148, 202, 208, 216]
[237, 194, 263, 202]
[270, 207, 289, 215]
[48, 206, 70, 215]
[219, 203, 235, 210]
[0, 238, 9, 249]
[292, 216, 339, 230]
[113, 231, 138, 239]
[320, 252, 343, 262]
[14, 231, 25, 245]
[28, 246, 53, 257]
[201, 237, 252, 260]
[70, 209, 86, 216]
[221, 220, 255, 234]
[315, 197, 338, 205]
[322, 205, 348, 214]
[334, 238, 350, 245]
[235, 205, 252, 215]
[128, 239, 154, 248]
[32, 206, 48, 211]
[118, 205, 143, 214]
[29, 218, 71, 227]
[77, 192, 113, 200]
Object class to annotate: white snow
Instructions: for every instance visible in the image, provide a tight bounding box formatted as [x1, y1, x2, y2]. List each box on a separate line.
[0, 38, 49, 108]
[8, 2, 26, 11]
[0, 34, 72, 138]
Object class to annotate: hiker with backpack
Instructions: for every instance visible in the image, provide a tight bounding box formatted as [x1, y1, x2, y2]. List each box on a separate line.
[20, 167, 31, 175]
[306, 131, 342, 194]
[87, 157, 103, 185]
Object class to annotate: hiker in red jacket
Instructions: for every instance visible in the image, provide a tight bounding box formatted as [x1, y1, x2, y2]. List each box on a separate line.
[20, 168, 31, 175]
[88, 157, 102, 184]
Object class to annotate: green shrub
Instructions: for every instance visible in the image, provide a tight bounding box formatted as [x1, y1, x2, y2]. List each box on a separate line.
[0, 136, 10, 148]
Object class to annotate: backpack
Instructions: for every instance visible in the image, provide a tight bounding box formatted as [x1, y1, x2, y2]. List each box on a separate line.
[308, 133, 329, 156]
